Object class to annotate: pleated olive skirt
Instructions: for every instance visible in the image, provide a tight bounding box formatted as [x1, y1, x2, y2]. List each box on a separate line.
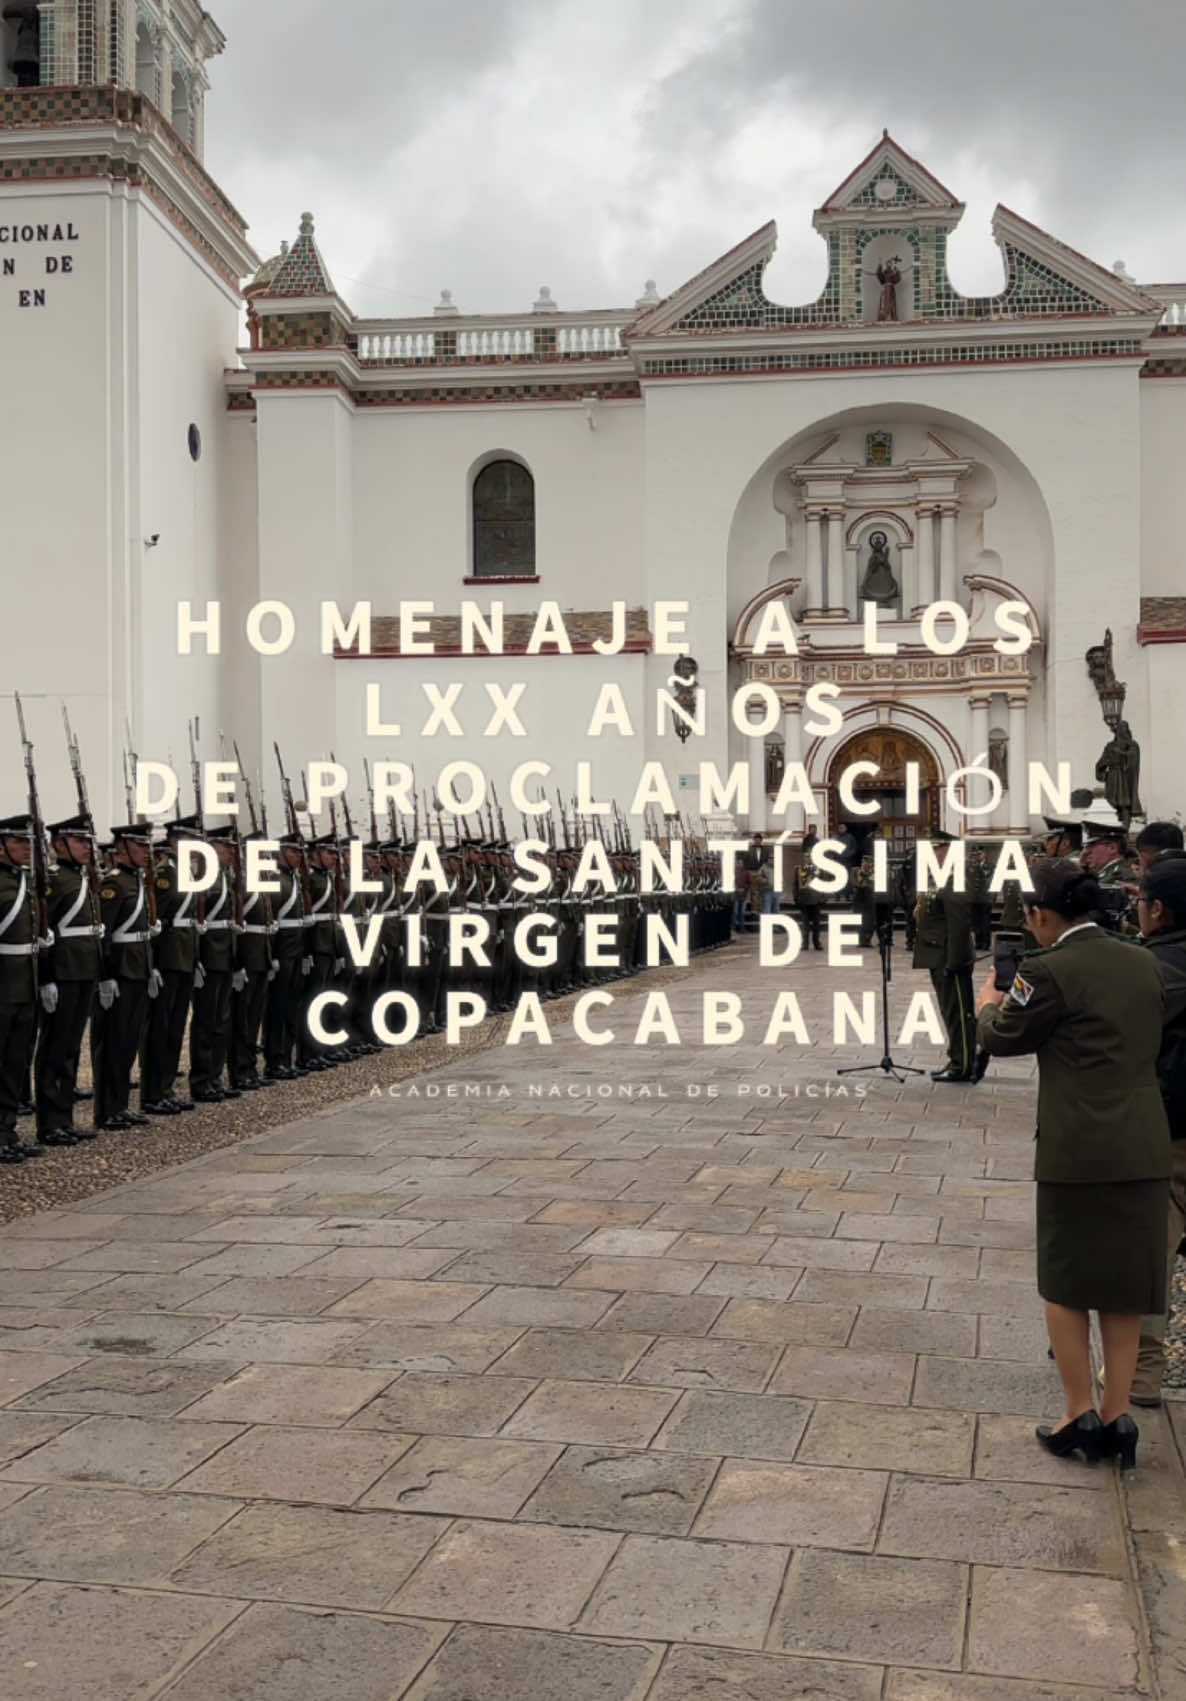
[1037, 1178, 1169, 1314]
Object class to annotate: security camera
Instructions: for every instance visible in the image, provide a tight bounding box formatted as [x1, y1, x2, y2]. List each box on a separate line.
[145, 534, 160, 548]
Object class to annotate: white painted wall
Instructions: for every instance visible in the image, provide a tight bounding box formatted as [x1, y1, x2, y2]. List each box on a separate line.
[1140, 379, 1186, 597]
[0, 179, 243, 825]
[134, 194, 245, 783]
[0, 186, 128, 822]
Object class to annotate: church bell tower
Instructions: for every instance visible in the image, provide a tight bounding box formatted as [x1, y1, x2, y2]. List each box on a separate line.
[0, 0, 258, 825]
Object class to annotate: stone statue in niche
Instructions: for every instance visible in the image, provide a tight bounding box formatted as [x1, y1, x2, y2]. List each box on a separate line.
[859, 531, 900, 607]
[866, 256, 903, 322]
[988, 729, 1008, 791]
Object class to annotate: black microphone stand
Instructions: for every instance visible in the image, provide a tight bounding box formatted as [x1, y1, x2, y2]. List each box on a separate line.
[837, 914, 924, 1085]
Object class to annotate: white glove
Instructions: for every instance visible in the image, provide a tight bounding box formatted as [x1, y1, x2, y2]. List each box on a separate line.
[38, 930, 54, 950]
[147, 968, 163, 999]
[97, 979, 118, 1010]
[333, 956, 345, 975]
[232, 969, 247, 992]
[193, 963, 206, 990]
[150, 920, 162, 937]
[301, 955, 313, 976]
[268, 960, 279, 981]
[40, 982, 58, 1014]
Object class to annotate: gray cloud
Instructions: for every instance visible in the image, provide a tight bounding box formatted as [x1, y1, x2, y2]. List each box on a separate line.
[203, 0, 1186, 318]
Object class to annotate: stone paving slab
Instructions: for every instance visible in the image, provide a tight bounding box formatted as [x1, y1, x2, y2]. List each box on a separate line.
[0, 941, 1178, 1696]
[0, 1582, 244, 1701]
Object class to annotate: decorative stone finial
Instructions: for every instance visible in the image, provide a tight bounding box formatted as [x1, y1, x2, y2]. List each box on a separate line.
[299, 212, 314, 237]
[280, 240, 289, 258]
[1112, 259, 1135, 281]
[635, 279, 660, 306]
[433, 288, 459, 316]
[533, 285, 557, 312]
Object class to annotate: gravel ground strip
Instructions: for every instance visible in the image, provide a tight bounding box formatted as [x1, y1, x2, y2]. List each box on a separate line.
[1164, 1261, 1186, 1391]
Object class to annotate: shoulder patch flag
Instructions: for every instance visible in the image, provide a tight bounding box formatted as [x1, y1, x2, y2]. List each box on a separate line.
[1008, 973, 1035, 1007]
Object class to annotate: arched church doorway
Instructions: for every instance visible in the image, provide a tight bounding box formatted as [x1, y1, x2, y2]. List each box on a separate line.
[827, 726, 940, 855]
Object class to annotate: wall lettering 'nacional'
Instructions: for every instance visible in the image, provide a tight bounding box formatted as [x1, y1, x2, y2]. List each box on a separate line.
[0, 220, 80, 307]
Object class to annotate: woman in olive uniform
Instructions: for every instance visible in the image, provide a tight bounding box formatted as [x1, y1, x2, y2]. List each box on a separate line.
[976, 859, 1170, 1470]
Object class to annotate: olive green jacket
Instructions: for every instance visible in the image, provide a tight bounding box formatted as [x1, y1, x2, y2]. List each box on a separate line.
[977, 923, 1170, 1184]
[912, 888, 975, 973]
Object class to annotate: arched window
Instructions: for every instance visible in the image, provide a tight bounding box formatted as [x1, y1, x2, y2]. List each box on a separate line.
[472, 458, 536, 579]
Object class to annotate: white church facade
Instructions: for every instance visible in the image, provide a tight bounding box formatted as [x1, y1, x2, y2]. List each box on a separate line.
[2, 1, 1185, 840]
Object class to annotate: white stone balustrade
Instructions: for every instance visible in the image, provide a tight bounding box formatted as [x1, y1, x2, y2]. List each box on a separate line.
[557, 324, 623, 354]
[356, 331, 436, 361]
[457, 327, 535, 357]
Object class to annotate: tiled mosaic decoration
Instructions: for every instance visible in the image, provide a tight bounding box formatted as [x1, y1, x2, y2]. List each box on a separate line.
[677, 240, 843, 330]
[263, 215, 335, 298]
[849, 167, 923, 208]
[0, 86, 245, 232]
[674, 222, 1118, 333]
[262, 311, 345, 349]
[239, 378, 641, 409]
[641, 337, 1142, 376]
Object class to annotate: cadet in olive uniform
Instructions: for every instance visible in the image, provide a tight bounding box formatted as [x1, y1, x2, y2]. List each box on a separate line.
[231, 830, 274, 1089]
[262, 832, 310, 1081]
[793, 831, 824, 950]
[94, 823, 156, 1130]
[0, 815, 44, 1162]
[189, 826, 238, 1101]
[912, 829, 979, 1082]
[142, 818, 204, 1115]
[1081, 807, 1138, 933]
[301, 835, 342, 1068]
[35, 817, 103, 1144]
[967, 842, 993, 950]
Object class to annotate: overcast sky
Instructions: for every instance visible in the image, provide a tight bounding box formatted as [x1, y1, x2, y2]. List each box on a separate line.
[204, 0, 1186, 320]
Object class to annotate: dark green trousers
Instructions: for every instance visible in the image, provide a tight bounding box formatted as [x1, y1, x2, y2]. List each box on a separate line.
[930, 965, 975, 1077]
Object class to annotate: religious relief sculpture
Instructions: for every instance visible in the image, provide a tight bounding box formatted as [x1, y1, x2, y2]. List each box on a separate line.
[1095, 718, 1143, 829]
[865, 256, 903, 322]
[859, 531, 900, 608]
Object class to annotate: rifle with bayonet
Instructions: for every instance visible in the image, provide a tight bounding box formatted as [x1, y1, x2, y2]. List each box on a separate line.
[61, 703, 103, 936]
[233, 740, 259, 835]
[274, 742, 311, 920]
[125, 718, 158, 932]
[13, 694, 49, 941]
[220, 732, 246, 931]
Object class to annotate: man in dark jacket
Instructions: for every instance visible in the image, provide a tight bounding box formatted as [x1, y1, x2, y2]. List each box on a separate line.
[1133, 852, 1186, 1406]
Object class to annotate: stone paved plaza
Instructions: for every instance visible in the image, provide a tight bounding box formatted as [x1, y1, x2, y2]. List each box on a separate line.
[1, 938, 1185, 1699]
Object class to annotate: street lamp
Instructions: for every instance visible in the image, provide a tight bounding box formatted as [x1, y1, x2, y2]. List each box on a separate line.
[1084, 629, 1126, 727]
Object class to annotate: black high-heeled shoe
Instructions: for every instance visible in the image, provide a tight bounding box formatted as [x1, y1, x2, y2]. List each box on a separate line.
[1035, 1409, 1104, 1462]
[1099, 1414, 1139, 1471]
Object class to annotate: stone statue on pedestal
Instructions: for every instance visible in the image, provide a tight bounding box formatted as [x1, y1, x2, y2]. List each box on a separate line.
[859, 531, 899, 608]
[1095, 719, 1143, 829]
